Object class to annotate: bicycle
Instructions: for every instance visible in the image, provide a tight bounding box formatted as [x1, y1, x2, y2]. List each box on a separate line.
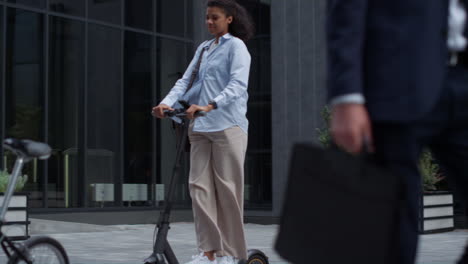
[1, 138, 69, 264]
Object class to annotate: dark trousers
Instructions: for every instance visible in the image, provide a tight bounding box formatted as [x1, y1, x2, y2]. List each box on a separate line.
[372, 65, 468, 264]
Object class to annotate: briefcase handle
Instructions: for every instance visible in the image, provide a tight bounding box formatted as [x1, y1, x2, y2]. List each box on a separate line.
[330, 136, 373, 156]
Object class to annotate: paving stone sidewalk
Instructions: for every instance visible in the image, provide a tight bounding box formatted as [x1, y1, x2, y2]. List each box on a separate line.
[0, 220, 467, 264]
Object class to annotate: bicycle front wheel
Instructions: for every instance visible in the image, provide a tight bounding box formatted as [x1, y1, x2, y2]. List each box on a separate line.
[8, 236, 69, 264]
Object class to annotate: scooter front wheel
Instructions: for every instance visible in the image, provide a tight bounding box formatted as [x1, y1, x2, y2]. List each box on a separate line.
[245, 253, 268, 264]
[240, 249, 269, 264]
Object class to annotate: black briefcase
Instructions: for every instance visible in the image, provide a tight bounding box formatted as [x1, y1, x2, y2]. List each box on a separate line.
[275, 143, 402, 264]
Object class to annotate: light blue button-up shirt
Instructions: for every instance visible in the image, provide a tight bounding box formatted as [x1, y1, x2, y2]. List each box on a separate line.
[160, 33, 251, 133]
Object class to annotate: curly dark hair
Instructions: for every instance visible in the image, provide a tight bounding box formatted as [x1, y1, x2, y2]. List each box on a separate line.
[207, 0, 255, 42]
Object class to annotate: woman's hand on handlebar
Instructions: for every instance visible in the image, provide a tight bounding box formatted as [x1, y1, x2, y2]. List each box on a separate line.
[186, 104, 214, 119]
[152, 104, 174, 118]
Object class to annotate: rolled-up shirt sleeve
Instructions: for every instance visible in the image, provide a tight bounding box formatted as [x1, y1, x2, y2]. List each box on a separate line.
[160, 42, 206, 107]
[212, 40, 251, 108]
[330, 93, 366, 106]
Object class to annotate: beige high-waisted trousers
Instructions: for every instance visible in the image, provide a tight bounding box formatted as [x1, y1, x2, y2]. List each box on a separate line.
[188, 124, 248, 260]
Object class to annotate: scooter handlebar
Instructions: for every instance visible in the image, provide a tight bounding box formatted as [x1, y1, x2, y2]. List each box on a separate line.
[163, 109, 206, 118]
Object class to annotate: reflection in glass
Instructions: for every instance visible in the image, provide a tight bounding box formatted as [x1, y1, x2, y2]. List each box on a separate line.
[88, 0, 121, 25]
[124, 31, 153, 207]
[5, 9, 44, 207]
[157, 38, 191, 207]
[49, 0, 85, 17]
[156, 0, 186, 37]
[87, 24, 122, 207]
[48, 17, 84, 208]
[7, 0, 46, 8]
[125, 0, 153, 31]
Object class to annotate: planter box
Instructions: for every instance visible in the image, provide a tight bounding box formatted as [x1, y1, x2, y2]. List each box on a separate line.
[419, 191, 455, 234]
[0, 192, 30, 240]
[123, 184, 148, 202]
[90, 183, 114, 202]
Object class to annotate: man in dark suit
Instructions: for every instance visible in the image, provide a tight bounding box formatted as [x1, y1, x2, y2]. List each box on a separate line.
[328, 0, 468, 263]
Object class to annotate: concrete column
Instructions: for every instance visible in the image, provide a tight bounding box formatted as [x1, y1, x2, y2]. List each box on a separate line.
[271, 0, 328, 216]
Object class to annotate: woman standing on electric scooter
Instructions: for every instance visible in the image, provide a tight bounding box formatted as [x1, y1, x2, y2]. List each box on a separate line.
[152, 1, 254, 264]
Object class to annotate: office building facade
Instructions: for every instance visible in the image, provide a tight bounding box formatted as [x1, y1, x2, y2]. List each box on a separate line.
[0, 0, 327, 223]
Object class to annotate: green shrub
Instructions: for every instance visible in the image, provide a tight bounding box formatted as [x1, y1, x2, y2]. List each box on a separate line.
[316, 106, 332, 148]
[419, 149, 444, 192]
[0, 170, 28, 193]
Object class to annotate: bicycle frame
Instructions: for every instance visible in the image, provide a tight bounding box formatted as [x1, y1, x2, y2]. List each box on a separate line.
[0, 154, 33, 263]
[1, 232, 32, 263]
[0, 156, 26, 222]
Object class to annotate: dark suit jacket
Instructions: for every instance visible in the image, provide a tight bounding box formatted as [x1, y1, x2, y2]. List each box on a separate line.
[327, 0, 467, 122]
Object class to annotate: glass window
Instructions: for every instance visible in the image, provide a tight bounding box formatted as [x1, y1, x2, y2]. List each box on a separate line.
[49, 0, 85, 17]
[88, 0, 121, 25]
[186, 0, 193, 38]
[156, 0, 186, 37]
[239, 0, 272, 208]
[244, 34, 272, 209]
[48, 17, 84, 208]
[244, 36, 273, 208]
[157, 38, 192, 206]
[124, 31, 154, 207]
[125, 0, 153, 31]
[5, 8, 44, 207]
[7, 0, 46, 9]
[0, 6, 3, 171]
[87, 24, 122, 207]
[240, 0, 270, 36]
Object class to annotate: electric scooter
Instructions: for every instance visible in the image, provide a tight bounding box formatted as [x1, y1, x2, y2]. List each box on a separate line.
[144, 100, 269, 264]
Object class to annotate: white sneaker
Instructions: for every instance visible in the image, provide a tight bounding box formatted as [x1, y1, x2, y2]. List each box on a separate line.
[217, 256, 238, 264]
[185, 253, 217, 264]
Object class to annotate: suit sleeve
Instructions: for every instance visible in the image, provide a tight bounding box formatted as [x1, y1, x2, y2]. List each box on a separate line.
[327, 0, 368, 101]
